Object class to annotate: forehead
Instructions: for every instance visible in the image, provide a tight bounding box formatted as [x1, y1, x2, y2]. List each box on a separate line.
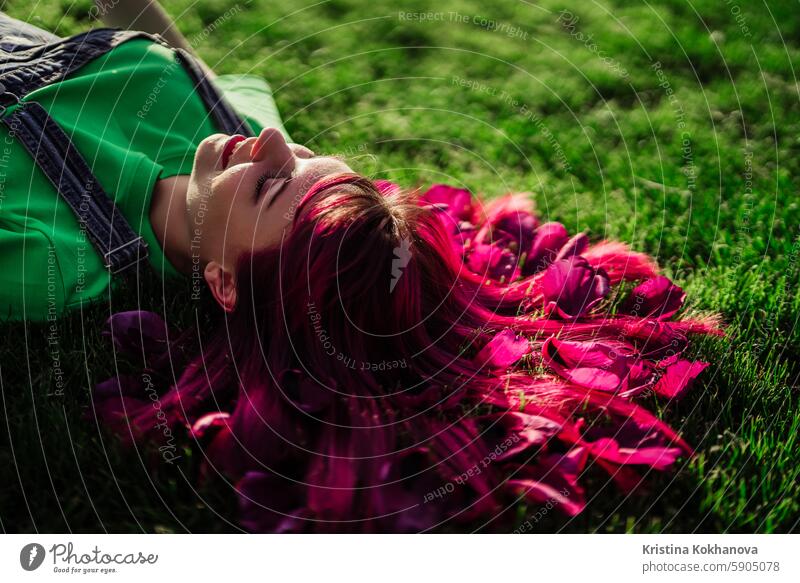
[292, 156, 353, 195]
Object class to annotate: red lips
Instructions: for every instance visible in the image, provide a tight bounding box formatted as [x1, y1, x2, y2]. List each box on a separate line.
[221, 135, 246, 169]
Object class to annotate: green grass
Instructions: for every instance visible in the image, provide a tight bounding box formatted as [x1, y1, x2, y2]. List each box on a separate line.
[1, 0, 798, 532]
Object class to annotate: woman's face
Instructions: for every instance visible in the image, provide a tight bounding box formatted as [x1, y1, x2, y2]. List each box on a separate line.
[186, 127, 353, 267]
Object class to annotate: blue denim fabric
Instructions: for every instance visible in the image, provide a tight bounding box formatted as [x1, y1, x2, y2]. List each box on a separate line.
[0, 12, 60, 48]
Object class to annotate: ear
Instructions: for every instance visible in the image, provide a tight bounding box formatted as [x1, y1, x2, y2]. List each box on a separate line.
[204, 261, 238, 312]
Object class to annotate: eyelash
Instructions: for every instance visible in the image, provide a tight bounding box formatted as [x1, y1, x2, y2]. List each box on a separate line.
[254, 171, 283, 201]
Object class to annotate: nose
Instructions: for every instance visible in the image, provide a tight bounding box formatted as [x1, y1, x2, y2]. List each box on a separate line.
[228, 127, 294, 171]
[251, 127, 291, 162]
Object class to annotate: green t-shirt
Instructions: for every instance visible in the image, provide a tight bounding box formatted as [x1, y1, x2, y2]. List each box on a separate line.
[0, 38, 289, 321]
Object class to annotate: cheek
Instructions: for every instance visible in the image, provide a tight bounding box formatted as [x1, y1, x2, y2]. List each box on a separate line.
[212, 171, 244, 205]
[242, 201, 294, 252]
[195, 179, 240, 251]
[273, 184, 304, 226]
[246, 213, 279, 251]
[265, 191, 299, 244]
[234, 206, 262, 248]
[208, 173, 250, 223]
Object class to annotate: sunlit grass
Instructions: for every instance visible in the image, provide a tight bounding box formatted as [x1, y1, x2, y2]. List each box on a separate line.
[0, 0, 797, 532]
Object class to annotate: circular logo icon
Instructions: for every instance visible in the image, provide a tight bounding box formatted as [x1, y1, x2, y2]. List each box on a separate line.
[20, 543, 46, 571]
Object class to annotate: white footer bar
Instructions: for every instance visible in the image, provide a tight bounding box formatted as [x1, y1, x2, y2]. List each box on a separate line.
[1, 534, 797, 582]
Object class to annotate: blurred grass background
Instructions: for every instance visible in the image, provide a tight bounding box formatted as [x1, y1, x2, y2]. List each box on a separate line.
[0, 0, 798, 532]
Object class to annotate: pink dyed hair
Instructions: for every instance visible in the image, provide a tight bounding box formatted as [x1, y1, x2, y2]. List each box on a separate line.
[95, 174, 722, 532]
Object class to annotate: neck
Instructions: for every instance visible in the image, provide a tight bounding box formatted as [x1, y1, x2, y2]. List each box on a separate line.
[150, 174, 194, 275]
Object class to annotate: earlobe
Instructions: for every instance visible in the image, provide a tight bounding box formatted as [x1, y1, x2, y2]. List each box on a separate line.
[204, 261, 238, 312]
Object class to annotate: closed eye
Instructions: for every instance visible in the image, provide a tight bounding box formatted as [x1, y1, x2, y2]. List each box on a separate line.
[254, 170, 284, 202]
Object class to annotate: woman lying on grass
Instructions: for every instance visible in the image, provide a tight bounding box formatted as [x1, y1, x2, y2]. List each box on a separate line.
[1, 5, 721, 532]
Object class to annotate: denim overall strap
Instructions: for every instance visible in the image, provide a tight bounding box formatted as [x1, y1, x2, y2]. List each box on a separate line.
[0, 28, 154, 96]
[1, 99, 148, 273]
[0, 28, 160, 274]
